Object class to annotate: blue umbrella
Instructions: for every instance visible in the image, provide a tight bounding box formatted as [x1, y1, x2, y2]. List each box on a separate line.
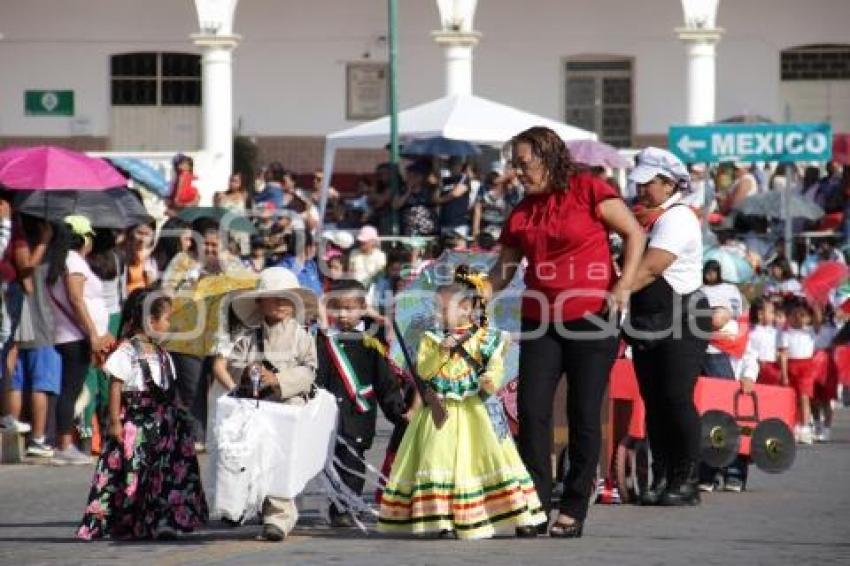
[107, 156, 170, 197]
[703, 247, 754, 284]
[401, 137, 481, 157]
[390, 250, 524, 387]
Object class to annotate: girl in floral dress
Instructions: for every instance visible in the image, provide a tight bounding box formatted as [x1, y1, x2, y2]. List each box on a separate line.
[77, 288, 207, 540]
[378, 268, 545, 539]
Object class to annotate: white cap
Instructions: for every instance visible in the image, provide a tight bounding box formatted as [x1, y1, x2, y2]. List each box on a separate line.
[628, 147, 690, 190]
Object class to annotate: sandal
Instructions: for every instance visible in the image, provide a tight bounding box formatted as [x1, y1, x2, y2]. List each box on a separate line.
[549, 517, 583, 538]
[516, 522, 549, 537]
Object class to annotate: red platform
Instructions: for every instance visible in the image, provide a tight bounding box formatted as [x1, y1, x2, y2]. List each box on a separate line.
[606, 359, 796, 475]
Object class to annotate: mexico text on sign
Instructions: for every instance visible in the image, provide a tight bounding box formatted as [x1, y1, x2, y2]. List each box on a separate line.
[668, 122, 832, 163]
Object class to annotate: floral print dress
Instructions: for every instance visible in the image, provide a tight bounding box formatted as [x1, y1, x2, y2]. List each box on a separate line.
[77, 338, 208, 540]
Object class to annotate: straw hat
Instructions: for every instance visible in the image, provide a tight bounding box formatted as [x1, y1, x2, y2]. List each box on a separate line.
[231, 267, 318, 326]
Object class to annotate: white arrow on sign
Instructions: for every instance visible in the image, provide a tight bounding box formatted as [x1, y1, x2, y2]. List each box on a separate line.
[676, 134, 707, 159]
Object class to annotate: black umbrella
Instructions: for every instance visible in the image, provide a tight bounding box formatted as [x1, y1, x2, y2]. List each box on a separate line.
[15, 188, 154, 229]
[400, 137, 481, 157]
[177, 207, 257, 234]
[734, 191, 824, 221]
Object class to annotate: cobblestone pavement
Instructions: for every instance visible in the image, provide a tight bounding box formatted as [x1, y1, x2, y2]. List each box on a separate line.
[0, 410, 849, 565]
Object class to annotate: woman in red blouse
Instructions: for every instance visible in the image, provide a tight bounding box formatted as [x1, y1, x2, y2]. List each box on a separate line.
[490, 127, 645, 538]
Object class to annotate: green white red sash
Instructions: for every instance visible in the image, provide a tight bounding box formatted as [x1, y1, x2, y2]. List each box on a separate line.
[325, 335, 374, 413]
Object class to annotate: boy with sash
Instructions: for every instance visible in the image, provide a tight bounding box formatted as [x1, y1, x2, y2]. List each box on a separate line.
[317, 279, 407, 527]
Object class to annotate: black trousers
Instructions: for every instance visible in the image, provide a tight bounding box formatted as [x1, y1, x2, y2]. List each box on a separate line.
[517, 317, 618, 521]
[330, 438, 367, 515]
[170, 352, 209, 443]
[632, 336, 706, 468]
[55, 340, 91, 435]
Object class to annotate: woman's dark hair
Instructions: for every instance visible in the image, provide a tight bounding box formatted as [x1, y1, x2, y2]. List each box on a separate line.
[172, 154, 193, 172]
[19, 214, 51, 248]
[118, 287, 172, 339]
[87, 229, 119, 281]
[151, 217, 190, 272]
[509, 126, 575, 190]
[769, 257, 794, 280]
[749, 297, 769, 325]
[703, 259, 722, 284]
[46, 221, 86, 286]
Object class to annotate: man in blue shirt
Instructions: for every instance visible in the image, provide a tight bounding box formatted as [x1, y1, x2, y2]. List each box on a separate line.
[273, 230, 323, 297]
[254, 161, 286, 211]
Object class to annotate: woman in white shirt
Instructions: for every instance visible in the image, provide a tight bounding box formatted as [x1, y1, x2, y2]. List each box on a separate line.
[47, 215, 116, 465]
[626, 148, 712, 507]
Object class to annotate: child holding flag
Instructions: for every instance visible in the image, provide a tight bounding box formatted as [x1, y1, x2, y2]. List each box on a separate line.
[317, 279, 408, 527]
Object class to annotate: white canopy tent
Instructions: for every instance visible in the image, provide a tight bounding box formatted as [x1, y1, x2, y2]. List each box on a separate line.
[318, 94, 597, 227]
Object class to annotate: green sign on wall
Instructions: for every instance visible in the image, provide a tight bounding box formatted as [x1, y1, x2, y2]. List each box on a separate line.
[25, 90, 74, 116]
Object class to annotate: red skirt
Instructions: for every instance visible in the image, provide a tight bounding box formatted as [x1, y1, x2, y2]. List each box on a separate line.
[834, 345, 850, 386]
[814, 350, 839, 403]
[787, 358, 817, 398]
[757, 361, 782, 386]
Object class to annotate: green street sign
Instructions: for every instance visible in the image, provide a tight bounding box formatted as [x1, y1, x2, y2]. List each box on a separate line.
[668, 122, 833, 163]
[25, 90, 74, 116]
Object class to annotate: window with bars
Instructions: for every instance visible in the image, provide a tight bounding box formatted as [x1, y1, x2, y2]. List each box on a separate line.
[564, 58, 633, 148]
[781, 45, 850, 81]
[111, 52, 201, 106]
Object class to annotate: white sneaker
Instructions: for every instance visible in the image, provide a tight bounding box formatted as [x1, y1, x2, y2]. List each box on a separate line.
[52, 446, 92, 466]
[820, 427, 831, 443]
[798, 425, 814, 445]
[26, 440, 55, 458]
[814, 421, 824, 441]
[0, 415, 32, 434]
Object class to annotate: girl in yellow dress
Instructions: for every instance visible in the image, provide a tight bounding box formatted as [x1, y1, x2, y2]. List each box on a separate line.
[378, 268, 546, 539]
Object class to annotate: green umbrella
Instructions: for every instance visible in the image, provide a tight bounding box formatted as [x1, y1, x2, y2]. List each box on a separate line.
[177, 206, 257, 234]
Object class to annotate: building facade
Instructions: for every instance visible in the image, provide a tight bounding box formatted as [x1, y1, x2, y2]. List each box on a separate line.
[2, 0, 849, 178]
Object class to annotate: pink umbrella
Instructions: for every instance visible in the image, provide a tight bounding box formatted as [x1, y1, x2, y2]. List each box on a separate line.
[566, 139, 631, 169]
[0, 146, 126, 191]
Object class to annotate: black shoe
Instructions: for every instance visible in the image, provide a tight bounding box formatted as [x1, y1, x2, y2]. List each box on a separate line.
[549, 519, 584, 538]
[153, 524, 178, 541]
[640, 462, 669, 506]
[261, 524, 286, 542]
[516, 522, 548, 537]
[659, 461, 701, 506]
[438, 529, 457, 539]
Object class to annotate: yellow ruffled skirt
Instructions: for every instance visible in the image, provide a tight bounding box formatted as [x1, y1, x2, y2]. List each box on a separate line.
[378, 396, 546, 539]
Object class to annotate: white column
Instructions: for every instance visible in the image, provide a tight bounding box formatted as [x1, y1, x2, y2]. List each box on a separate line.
[191, 33, 239, 203]
[432, 0, 480, 97]
[432, 33, 480, 96]
[677, 28, 723, 124]
[192, 0, 240, 203]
